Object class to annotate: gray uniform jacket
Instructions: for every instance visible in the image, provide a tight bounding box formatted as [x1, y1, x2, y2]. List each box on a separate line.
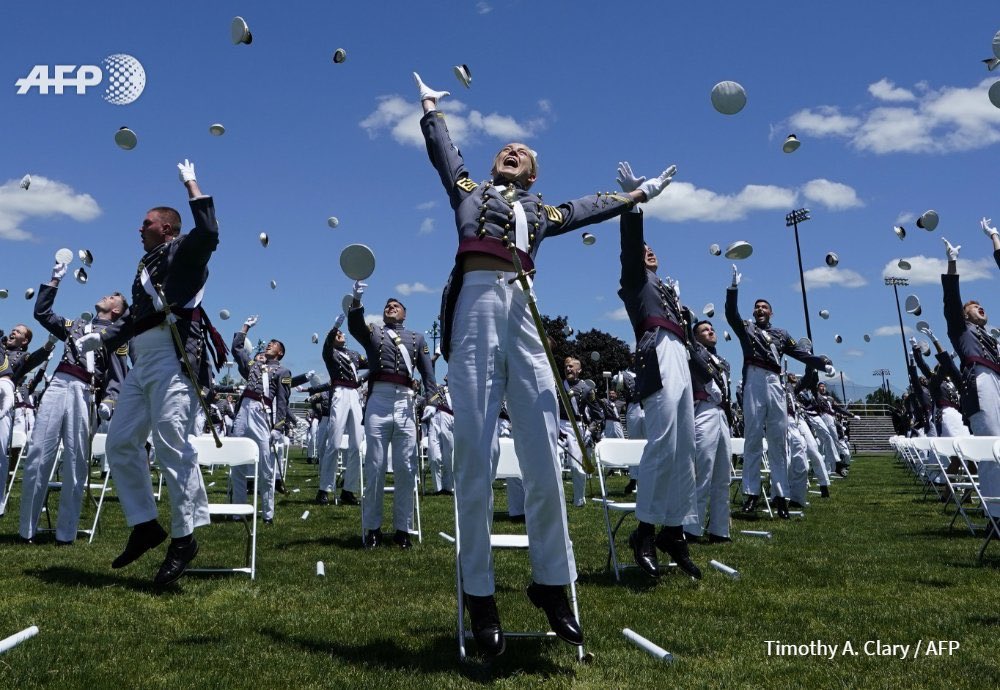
[321, 328, 369, 390]
[0, 342, 51, 385]
[725, 286, 830, 380]
[420, 110, 637, 360]
[689, 339, 732, 427]
[33, 283, 129, 408]
[942, 272, 998, 417]
[617, 210, 688, 401]
[347, 306, 437, 398]
[231, 332, 291, 432]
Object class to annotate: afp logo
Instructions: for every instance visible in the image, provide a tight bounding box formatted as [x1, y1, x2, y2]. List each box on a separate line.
[15, 54, 146, 105]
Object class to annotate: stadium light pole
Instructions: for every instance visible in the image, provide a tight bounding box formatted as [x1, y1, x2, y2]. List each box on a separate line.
[785, 208, 813, 343]
[873, 368, 891, 393]
[426, 318, 441, 374]
[885, 277, 910, 371]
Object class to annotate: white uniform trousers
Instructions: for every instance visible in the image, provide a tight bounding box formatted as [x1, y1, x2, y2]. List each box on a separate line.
[969, 366, 1000, 516]
[307, 418, 319, 459]
[604, 419, 624, 439]
[314, 416, 329, 476]
[821, 413, 851, 464]
[559, 419, 589, 507]
[450, 270, 576, 596]
[635, 329, 697, 527]
[321, 387, 364, 493]
[230, 398, 276, 520]
[741, 365, 790, 498]
[940, 406, 970, 437]
[691, 400, 731, 538]
[18, 373, 91, 541]
[787, 419, 810, 505]
[105, 326, 208, 537]
[428, 410, 455, 492]
[13, 407, 34, 440]
[625, 402, 645, 479]
[796, 417, 829, 491]
[0, 377, 16, 507]
[806, 414, 838, 474]
[363, 382, 418, 533]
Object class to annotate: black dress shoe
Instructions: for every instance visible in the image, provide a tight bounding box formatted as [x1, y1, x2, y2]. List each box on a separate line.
[655, 531, 702, 580]
[153, 538, 199, 586]
[55, 539, 74, 547]
[19, 536, 36, 545]
[741, 495, 759, 513]
[772, 496, 790, 520]
[264, 517, 274, 525]
[628, 528, 660, 578]
[820, 485, 830, 498]
[526, 582, 584, 646]
[707, 533, 732, 544]
[623, 479, 637, 496]
[464, 593, 505, 657]
[275, 477, 287, 495]
[315, 490, 330, 506]
[340, 490, 359, 506]
[363, 528, 383, 549]
[112, 520, 168, 569]
[392, 530, 412, 549]
[684, 531, 705, 545]
[442, 489, 454, 496]
[788, 500, 805, 510]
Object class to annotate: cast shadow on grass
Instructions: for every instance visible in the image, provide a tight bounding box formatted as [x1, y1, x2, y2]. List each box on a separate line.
[281, 534, 363, 550]
[260, 626, 568, 682]
[24, 565, 179, 595]
[576, 567, 660, 592]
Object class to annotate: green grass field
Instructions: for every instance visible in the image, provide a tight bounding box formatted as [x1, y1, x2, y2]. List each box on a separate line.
[1, 451, 998, 689]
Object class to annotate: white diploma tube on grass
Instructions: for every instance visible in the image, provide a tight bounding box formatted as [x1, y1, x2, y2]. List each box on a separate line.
[622, 628, 673, 662]
[710, 559, 740, 580]
[316, 561, 325, 577]
[0, 626, 39, 654]
[740, 530, 772, 538]
[301, 510, 310, 520]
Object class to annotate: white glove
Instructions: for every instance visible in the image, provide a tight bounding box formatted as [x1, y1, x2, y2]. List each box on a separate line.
[51, 262, 68, 282]
[909, 336, 918, 348]
[177, 159, 197, 183]
[270, 429, 283, 444]
[75, 332, 102, 354]
[305, 370, 315, 379]
[98, 403, 113, 421]
[243, 314, 259, 329]
[296, 385, 307, 392]
[615, 161, 645, 194]
[920, 325, 935, 339]
[982, 217, 998, 238]
[637, 165, 677, 201]
[942, 237, 961, 262]
[352, 280, 368, 299]
[824, 364, 836, 377]
[413, 72, 450, 103]
[731, 264, 742, 287]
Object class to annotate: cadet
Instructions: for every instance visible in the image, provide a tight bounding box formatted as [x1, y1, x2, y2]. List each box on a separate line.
[423, 377, 455, 496]
[19, 263, 128, 544]
[348, 289, 436, 549]
[230, 316, 292, 524]
[318, 315, 368, 506]
[725, 265, 833, 519]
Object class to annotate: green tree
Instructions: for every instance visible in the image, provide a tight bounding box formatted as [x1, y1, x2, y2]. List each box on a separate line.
[540, 314, 633, 392]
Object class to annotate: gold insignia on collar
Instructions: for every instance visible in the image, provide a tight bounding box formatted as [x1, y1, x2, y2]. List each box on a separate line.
[544, 205, 563, 224]
[65, 319, 74, 328]
[456, 177, 479, 193]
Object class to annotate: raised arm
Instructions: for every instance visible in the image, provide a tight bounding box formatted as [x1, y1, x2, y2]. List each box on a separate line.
[619, 208, 647, 290]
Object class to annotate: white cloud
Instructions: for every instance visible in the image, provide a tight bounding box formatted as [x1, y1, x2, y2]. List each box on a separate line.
[538, 99, 552, 114]
[360, 97, 544, 148]
[880, 255, 994, 286]
[801, 179, 864, 210]
[786, 78, 1000, 154]
[868, 78, 916, 102]
[415, 200, 437, 210]
[0, 175, 100, 241]
[418, 217, 435, 235]
[646, 177, 861, 223]
[796, 266, 868, 291]
[895, 211, 915, 225]
[843, 348, 865, 358]
[874, 325, 915, 337]
[605, 307, 629, 321]
[364, 314, 384, 328]
[476, 1, 492, 13]
[395, 282, 435, 296]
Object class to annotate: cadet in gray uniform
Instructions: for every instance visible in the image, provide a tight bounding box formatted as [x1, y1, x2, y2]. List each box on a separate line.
[942, 235, 1000, 515]
[19, 265, 129, 544]
[0, 325, 55, 512]
[319, 315, 368, 506]
[416, 73, 675, 655]
[84, 160, 220, 586]
[688, 320, 733, 543]
[560, 357, 597, 508]
[348, 289, 436, 549]
[725, 266, 833, 519]
[13, 367, 46, 441]
[230, 317, 292, 524]
[423, 379, 455, 495]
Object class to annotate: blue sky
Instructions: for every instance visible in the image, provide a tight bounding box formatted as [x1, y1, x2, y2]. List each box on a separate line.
[3, 1, 1000, 401]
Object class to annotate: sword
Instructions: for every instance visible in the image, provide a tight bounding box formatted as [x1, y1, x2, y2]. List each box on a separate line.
[154, 285, 223, 448]
[506, 248, 595, 474]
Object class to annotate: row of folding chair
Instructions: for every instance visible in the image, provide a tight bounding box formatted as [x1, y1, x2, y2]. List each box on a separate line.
[890, 435, 1000, 560]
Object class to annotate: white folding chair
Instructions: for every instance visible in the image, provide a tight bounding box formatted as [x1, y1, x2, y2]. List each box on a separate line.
[85, 433, 111, 543]
[1, 429, 29, 514]
[591, 439, 644, 581]
[441, 438, 585, 661]
[729, 437, 773, 517]
[186, 436, 260, 579]
[927, 437, 977, 536]
[951, 437, 1000, 561]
